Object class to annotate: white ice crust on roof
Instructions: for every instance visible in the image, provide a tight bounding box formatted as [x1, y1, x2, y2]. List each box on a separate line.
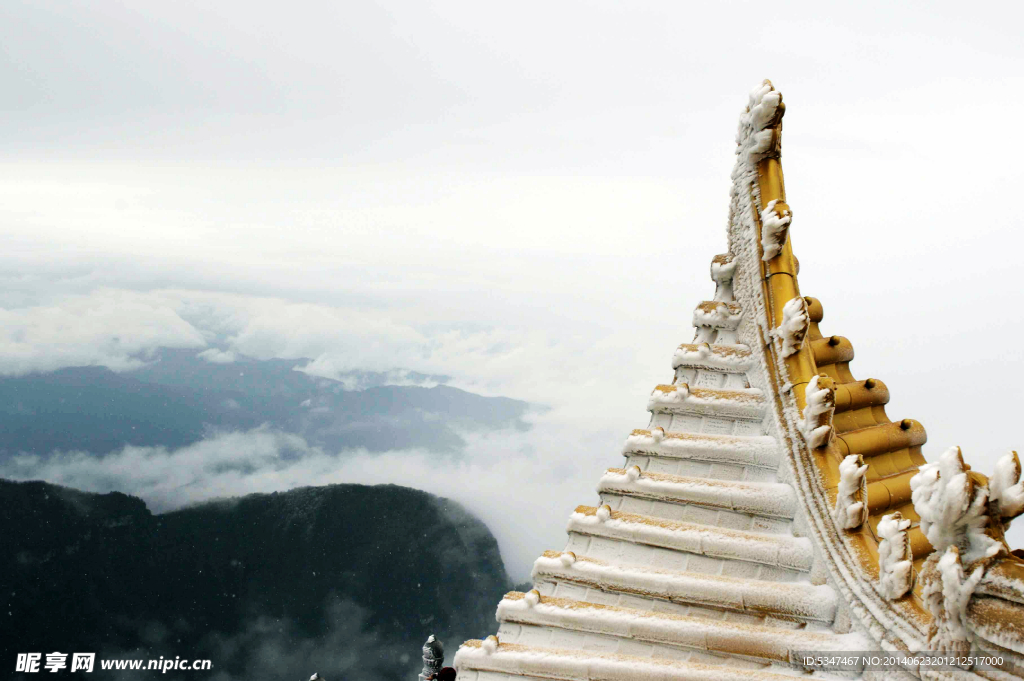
[647, 384, 763, 406]
[597, 469, 797, 519]
[776, 296, 808, 358]
[568, 509, 813, 571]
[797, 375, 834, 450]
[833, 455, 868, 531]
[622, 430, 780, 468]
[530, 553, 838, 622]
[672, 343, 753, 373]
[647, 385, 765, 420]
[692, 302, 743, 330]
[455, 640, 818, 681]
[760, 200, 792, 262]
[989, 450, 1024, 525]
[649, 383, 689, 404]
[494, 594, 865, 660]
[876, 512, 913, 600]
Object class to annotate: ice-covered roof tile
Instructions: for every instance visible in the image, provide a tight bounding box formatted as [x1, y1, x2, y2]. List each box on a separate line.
[568, 506, 813, 571]
[531, 551, 837, 623]
[624, 430, 779, 469]
[647, 384, 766, 420]
[598, 468, 797, 519]
[672, 343, 753, 373]
[454, 638, 819, 681]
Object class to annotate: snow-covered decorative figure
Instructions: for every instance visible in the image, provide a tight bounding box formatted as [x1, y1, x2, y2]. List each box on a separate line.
[910, 447, 999, 560]
[989, 450, 1024, 530]
[798, 375, 835, 450]
[760, 199, 792, 262]
[558, 551, 576, 567]
[736, 80, 784, 166]
[418, 635, 444, 681]
[833, 454, 868, 530]
[877, 512, 913, 600]
[777, 296, 808, 358]
[650, 426, 665, 443]
[626, 465, 641, 482]
[911, 447, 1007, 652]
[524, 589, 540, 607]
[919, 545, 988, 656]
[596, 504, 611, 522]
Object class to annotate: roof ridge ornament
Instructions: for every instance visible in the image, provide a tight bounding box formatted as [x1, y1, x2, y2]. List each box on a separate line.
[909, 446, 1024, 651]
[777, 296, 809, 358]
[990, 450, 1024, 529]
[877, 511, 913, 600]
[760, 199, 792, 261]
[834, 454, 868, 531]
[735, 80, 784, 168]
[798, 374, 835, 450]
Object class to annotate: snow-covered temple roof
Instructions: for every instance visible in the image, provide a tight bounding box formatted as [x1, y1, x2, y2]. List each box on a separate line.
[454, 81, 1024, 679]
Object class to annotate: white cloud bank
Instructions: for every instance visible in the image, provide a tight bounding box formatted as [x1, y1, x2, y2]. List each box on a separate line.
[0, 290, 206, 376]
[0, 420, 617, 582]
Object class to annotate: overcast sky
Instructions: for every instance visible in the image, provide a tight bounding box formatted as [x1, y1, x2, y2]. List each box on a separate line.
[3, 1, 1024, 576]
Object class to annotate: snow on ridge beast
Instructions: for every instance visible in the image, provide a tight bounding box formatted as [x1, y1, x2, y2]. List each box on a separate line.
[451, 80, 1024, 680]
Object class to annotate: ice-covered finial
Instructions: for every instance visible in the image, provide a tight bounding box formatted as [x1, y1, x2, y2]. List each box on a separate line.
[735, 80, 784, 166]
[747, 80, 784, 131]
[710, 253, 737, 301]
[710, 253, 736, 285]
[418, 635, 444, 681]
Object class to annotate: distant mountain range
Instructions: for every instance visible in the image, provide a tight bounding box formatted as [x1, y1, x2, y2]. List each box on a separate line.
[0, 348, 535, 458]
[2, 479, 512, 680]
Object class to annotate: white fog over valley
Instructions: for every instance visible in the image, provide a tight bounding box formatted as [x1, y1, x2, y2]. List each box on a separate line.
[3, 1, 1024, 581]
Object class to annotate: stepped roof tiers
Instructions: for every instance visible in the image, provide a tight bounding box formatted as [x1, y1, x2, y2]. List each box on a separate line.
[453, 81, 1024, 680]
